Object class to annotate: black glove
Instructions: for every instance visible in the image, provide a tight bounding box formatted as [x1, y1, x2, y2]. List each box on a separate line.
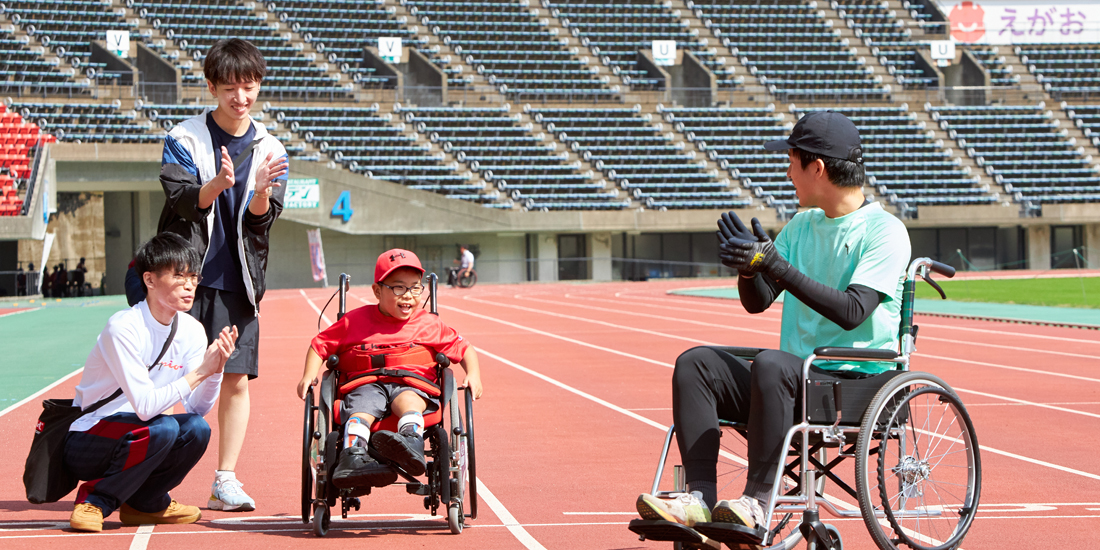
[716, 211, 758, 272]
[717, 211, 756, 246]
[719, 218, 792, 280]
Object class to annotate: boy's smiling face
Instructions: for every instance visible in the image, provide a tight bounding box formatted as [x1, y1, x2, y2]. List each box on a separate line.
[373, 267, 425, 320]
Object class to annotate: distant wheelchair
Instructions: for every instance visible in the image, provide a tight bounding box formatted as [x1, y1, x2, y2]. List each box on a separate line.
[447, 267, 477, 289]
[301, 273, 477, 536]
[630, 258, 981, 550]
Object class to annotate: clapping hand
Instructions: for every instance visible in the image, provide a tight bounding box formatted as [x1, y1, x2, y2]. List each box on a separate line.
[211, 146, 235, 193]
[254, 152, 287, 198]
[200, 325, 239, 377]
[717, 214, 791, 279]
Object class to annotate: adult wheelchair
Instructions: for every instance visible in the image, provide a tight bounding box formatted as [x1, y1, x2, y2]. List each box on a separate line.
[301, 273, 477, 536]
[630, 258, 981, 550]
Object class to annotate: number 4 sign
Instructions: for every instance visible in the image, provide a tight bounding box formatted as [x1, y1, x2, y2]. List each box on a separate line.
[331, 190, 354, 222]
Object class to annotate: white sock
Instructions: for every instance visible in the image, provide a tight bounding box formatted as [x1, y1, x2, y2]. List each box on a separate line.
[397, 411, 424, 436]
[215, 470, 236, 484]
[345, 417, 371, 448]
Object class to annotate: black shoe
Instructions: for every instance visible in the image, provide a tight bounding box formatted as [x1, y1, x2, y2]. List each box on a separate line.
[332, 447, 398, 488]
[371, 429, 427, 476]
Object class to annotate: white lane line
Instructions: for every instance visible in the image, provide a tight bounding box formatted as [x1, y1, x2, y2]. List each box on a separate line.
[129, 525, 154, 550]
[541, 293, 1093, 360]
[0, 367, 83, 419]
[477, 477, 547, 550]
[475, 347, 668, 431]
[448, 307, 679, 369]
[468, 292, 1100, 396]
[953, 388, 1100, 420]
[0, 308, 38, 318]
[298, 289, 331, 326]
[917, 336, 1100, 361]
[461, 295, 1100, 391]
[917, 322, 1100, 345]
[920, 354, 1100, 385]
[460, 314, 1100, 485]
[482, 295, 778, 339]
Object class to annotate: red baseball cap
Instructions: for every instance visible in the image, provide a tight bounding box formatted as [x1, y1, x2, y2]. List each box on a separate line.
[375, 249, 424, 283]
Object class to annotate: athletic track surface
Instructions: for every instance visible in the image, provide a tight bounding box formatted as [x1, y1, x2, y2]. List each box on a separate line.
[1, 279, 1097, 549]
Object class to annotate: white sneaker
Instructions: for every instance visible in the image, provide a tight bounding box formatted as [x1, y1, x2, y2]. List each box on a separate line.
[209, 478, 256, 512]
[636, 492, 711, 526]
[713, 495, 765, 528]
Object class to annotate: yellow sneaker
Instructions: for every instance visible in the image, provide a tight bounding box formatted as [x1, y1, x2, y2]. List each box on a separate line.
[120, 500, 202, 525]
[70, 503, 104, 532]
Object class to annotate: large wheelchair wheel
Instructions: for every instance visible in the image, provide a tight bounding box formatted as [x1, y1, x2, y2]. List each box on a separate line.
[714, 423, 804, 550]
[441, 377, 477, 534]
[301, 389, 316, 524]
[854, 372, 980, 550]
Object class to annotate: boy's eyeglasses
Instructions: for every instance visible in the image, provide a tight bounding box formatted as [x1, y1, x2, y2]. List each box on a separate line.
[173, 273, 202, 286]
[379, 282, 424, 297]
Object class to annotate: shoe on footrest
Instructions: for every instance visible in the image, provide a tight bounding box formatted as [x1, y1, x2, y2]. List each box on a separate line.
[370, 429, 426, 477]
[333, 446, 398, 488]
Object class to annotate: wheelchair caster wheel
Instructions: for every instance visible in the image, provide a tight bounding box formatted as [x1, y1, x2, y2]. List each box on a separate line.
[312, 503, 330, 537]
[447, 503, 463, 534]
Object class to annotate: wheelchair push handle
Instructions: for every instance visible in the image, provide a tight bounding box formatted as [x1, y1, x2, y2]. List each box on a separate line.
[929, 260, 956, 279]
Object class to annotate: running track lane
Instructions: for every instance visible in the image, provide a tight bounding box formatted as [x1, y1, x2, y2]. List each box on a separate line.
[1, 281, 1097, 549]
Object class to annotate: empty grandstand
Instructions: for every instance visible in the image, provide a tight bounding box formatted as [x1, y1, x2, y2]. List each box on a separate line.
[1, 0, 1098, 295]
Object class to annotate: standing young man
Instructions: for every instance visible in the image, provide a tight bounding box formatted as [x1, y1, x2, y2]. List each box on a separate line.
[158, 38, 289, 512]
[66, 233, 238, 532]
[634, 112, 912, 547]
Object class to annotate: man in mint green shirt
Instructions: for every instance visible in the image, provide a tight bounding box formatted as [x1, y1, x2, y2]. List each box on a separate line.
[635, 112, 911, 546]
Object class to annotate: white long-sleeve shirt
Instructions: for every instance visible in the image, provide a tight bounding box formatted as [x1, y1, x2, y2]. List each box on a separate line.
[70, 301, 221, 432]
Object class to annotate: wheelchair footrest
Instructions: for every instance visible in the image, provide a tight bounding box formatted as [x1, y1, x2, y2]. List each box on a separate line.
[628, 519, 709, 544]
[694, 522, 766, 546]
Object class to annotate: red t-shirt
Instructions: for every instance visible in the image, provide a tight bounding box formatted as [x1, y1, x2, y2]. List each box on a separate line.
[310, 305, 469, 365]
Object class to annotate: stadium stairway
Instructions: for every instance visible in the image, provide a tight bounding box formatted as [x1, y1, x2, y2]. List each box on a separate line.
[674, 0, 769, 97]
[383, 0, 495, 97]
[908, 106, 1002, 201]
[819, 0, 895, 93]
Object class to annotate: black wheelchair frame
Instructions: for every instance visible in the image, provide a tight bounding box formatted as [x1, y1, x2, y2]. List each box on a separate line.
[630, 258, 982, 550]
[301, 272, 478, 536]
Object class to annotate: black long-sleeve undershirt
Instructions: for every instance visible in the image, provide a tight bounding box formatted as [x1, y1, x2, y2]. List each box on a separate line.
[738, 271, 882, 331]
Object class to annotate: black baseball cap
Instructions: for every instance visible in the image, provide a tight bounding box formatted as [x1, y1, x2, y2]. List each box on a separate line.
[764, 110, 864, 164]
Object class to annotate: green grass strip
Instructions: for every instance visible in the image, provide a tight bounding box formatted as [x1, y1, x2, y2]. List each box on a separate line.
[0, 295, 130, 409]
[915, 276, 1100, 309]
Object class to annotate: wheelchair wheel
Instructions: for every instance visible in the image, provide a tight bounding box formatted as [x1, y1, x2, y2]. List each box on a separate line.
[301, 389, 315, 524]
[714, 423, 803, 550]
[312, 502, 330, 537]
[463, 385, 478, 520]
[457, 270, 477, 288]
[854, 372, 980, 550]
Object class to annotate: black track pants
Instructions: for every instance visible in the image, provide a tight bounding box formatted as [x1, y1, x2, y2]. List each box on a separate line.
[672, 346, 844, 501]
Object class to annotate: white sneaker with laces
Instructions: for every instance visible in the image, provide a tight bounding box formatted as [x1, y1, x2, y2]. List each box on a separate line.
[209, 478, 256, 512]
[636, 492, 712, 526]
[713, 495, 765, 528]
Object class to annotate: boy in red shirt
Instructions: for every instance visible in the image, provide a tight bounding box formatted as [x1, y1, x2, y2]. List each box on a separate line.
[297, 249, 483, 488]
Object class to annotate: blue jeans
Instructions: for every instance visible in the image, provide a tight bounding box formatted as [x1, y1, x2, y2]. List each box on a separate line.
[63, 412, 211, 516]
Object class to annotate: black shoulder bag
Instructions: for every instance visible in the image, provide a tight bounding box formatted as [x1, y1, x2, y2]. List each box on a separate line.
[23, 315, 178, 504]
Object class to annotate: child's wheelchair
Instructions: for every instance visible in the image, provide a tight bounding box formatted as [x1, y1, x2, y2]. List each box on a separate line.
[630, 258, 981, 550]
[301, 273, 477, 536]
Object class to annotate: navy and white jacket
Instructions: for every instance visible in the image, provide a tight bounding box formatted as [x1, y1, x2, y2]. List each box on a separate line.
[157, 108, 288, 309]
